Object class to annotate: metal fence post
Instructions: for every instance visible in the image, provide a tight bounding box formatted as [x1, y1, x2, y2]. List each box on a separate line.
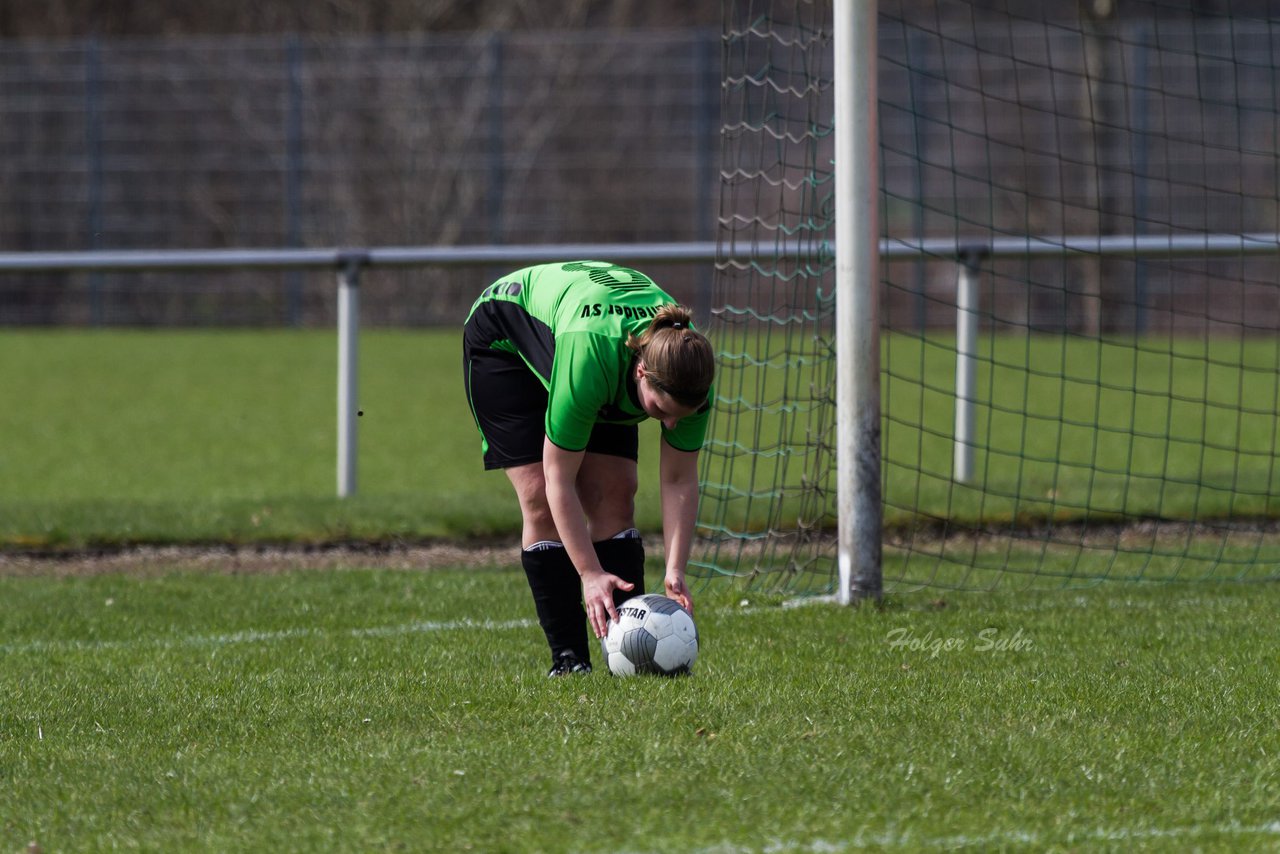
[285, 35, 305, 327]
[85, 38, 104, 326]
[954, 247, 986, 484]
[337, 255, 364, 498]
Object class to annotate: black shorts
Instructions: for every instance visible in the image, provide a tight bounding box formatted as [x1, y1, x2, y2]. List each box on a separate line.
[463, 344, 639, 471]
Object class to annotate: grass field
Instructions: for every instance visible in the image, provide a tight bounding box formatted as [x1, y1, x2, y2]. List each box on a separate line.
[882, 333, 1280, 523]
[0, 329, 671, 548]
[7, 329, 1280, 552]
[3, 563, 1279, 852]
[4, 329, 1280, 850]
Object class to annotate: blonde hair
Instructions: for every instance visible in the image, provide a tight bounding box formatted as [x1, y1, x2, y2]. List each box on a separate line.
[626, 304, 714, 407]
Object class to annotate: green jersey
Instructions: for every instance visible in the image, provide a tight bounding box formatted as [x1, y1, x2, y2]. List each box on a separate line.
[464, 261, 711, 453]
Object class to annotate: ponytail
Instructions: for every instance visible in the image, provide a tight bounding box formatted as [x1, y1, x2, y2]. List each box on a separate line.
[627, 305, 714, 407]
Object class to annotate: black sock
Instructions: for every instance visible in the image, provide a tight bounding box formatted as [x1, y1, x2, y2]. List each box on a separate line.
[521, 543, 590, 664]
[593, 529, 646, 610]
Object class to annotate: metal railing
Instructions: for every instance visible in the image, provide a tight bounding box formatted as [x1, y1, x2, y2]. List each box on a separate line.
[925, 233, 1280, 484]
[5, 231, 1278, 496]
[0, 242, 723, 496]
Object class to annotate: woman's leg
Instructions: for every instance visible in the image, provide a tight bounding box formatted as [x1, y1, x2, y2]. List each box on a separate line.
[577, 453, 645, 606]
[575, 453, 638, 541]
[508, 455, 643, 671]
[505, 463, 591, 672]
[464, 344, 587, 672]
[505, 462, 558, 548]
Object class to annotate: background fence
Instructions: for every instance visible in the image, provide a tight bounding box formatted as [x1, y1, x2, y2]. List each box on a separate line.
[1, 16, 1276, 329]
[876, 12, 1280, 335]
[0, 30, 720, 325]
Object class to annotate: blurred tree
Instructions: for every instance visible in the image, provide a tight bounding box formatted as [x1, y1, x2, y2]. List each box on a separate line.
[0, 0, 717, 37]
[0, 1, 1269, 38]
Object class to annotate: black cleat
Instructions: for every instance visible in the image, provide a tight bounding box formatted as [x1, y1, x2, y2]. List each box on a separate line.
[547, 651, 592, 677]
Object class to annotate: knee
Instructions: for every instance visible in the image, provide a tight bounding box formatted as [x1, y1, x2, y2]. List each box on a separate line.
[510, 473, 558, 542]
[579, 473, 637, 536]
[521, 500, 557, 539]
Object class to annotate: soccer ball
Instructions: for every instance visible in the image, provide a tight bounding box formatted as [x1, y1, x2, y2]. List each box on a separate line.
[602, 594, 698, 676]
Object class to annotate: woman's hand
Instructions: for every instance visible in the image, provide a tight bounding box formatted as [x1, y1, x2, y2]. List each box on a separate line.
[665, 572, 694, 616]
[581, 569, 635, 639]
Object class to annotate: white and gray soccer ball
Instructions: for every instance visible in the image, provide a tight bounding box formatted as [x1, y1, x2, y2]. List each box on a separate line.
[602, 594, 698, 676]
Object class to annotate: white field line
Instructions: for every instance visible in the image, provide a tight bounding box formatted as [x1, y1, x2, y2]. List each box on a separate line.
[3, 588, 1242, 655]
[682, 819, 1280, 852]
[4, 608, 803, 656]
[0, 587, 1256, 656]
[0, 617, 535, 655]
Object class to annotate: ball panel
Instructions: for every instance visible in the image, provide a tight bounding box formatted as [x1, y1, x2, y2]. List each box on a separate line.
[667, 610, 698, 644]
[653, 633, 698, 672]
[615, 599, 652, 624]
[608, 651, 636, 676]
[644, 616, 674, 640]
[620, 626, 658, 665]
[642, 594, 684, 616]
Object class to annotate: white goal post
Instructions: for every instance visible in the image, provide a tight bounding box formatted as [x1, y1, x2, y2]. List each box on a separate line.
[835, 0, 884, 603]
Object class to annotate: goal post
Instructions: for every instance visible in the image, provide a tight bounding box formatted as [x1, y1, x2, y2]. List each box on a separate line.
[834, 0, 883, 603]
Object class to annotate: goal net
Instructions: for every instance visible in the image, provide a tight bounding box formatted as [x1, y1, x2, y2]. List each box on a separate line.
[694, 0, 1280, 593]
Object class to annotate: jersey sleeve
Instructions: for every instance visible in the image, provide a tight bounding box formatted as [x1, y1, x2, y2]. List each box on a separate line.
[661, 385, 714, 452]
[544, 333, 619, 451]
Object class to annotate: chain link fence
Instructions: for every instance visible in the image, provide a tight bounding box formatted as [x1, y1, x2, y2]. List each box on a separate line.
[0, 30, 720, 325]
[876, 14, 1280, 334]
[3, 18, 1275, 331]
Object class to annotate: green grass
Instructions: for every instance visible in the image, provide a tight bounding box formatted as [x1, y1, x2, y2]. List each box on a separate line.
[9, 329, 1280, 551]
[882, 333, 1280, 524]
[8, 328, 1280, 592]
[2, 564, 1278, 852]
[0, 329, 670, 547]
[6, 329, 1280, 849]
[676, 330, 1280, 543]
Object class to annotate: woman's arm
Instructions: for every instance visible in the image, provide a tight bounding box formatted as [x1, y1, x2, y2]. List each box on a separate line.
[542, 437, 635, 638]
[659, 441, 700, 614]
